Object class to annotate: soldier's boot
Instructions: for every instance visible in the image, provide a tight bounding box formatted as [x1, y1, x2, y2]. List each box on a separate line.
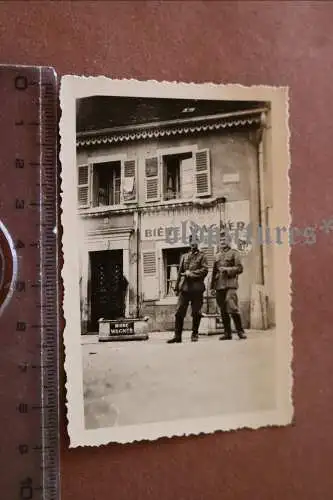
[191, 314, 201, 342]
[167, 314, 183, 344]
[232, 313, 247, 340]
[219, 312, 232, 340]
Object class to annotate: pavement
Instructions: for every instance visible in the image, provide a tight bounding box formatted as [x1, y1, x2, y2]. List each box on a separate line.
[82, 330, 277, 430]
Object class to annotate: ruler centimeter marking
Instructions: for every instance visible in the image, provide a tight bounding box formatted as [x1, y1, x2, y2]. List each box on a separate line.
[0, 66, 59, 500]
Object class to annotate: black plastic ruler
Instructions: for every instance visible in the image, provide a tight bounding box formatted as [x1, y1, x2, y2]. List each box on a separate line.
[0, 66, 60, 499]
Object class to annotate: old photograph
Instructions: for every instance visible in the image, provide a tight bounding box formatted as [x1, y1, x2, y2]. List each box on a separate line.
[60, 77, 292, 446]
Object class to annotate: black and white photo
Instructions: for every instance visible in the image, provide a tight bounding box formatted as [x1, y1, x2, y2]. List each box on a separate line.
[60, 77, 292, 446]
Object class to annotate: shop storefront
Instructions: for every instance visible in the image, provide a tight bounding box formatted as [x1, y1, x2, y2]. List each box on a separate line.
[76, 108, 273, 333]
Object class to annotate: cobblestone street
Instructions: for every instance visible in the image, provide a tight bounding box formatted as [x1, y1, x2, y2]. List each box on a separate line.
[82, 330, 276, 430]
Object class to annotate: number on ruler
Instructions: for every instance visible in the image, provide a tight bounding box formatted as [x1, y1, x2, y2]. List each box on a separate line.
[15, 199, 25, 209]
[18, 363, 28, 373]
[15, 75, 28, 91]
[20, 477, 33, 499]
[16, 158, 25, 169]
[18, 444, 29, 454]
[15, 240, 25, 249]
[18, 403, 28, 414]
[16, 281, 26, 292]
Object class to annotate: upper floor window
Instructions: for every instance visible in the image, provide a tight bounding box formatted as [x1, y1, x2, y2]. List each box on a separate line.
[162, 152, 192, 201]
[144, 147, 211, 203]
[77, 146, 211, 209]
[93, 161, 121, 207]
[77, 158, 137, 209]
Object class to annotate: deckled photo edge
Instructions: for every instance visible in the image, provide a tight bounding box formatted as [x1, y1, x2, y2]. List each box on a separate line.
[272, 86, 294, 423]
[60, 78, 86, 443]
[60, 77, 293, 447]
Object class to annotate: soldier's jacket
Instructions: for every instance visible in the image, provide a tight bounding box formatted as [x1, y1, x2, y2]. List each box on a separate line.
[211, 246, 243, 290]
[175, 249, 208, 293]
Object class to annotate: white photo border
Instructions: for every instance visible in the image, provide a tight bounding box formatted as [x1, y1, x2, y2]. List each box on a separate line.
[60, 77, 293, 447]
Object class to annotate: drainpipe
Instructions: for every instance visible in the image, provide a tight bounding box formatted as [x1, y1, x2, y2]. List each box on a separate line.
[258, 113, 268, 286]
[134, 156, 141, 319]
[217, 196, 226, 247]
[136, 208, 140, 318]
[256, 113, 269, 329]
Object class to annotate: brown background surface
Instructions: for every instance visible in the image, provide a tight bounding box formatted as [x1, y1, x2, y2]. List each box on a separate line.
[1, 1, 333, 499]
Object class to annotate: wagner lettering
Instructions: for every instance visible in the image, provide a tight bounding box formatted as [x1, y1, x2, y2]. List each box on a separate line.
[109, 321, 134, 336]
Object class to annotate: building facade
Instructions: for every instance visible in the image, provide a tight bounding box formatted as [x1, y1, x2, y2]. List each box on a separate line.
[76, 107, 274, 333]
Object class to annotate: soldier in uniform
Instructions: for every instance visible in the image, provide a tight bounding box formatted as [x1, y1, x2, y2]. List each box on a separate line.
[211, 230, 247, 340]
[167, 235, 208, 343]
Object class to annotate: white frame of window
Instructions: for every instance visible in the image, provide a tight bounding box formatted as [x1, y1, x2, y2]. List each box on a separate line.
[155, 240, 189, 305]
[157, 144, 198, 203]
[80, 153, 128, 210]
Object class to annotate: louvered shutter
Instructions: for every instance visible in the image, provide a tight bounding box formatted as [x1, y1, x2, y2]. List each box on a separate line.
[142, 251, 159, 300]
[122, 159, 137, 203]
[77, 164, 90, 207]
[195, 149, 211, 197]
[144, 157, 160, 202]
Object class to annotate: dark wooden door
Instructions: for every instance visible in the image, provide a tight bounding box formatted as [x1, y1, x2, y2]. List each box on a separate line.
[90, 250, 125, 331]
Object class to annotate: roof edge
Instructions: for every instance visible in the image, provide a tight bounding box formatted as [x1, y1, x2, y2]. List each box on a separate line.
[77, 112, 265, 148]
[77, 107, 267, 139]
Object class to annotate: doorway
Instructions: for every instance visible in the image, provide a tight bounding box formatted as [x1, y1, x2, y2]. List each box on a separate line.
[89, 250, 126, 331]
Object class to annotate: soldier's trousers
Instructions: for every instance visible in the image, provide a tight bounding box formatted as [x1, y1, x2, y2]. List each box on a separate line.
[216, 289, 244, 335]
[174, 291, 204, 339]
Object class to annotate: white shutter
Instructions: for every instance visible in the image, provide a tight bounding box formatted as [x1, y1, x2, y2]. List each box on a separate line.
[195, 149, 211, 197]
[142, 251, 159, 300]
[77, 164, 91, 208]
[180, 157, 194, 199]
[122, 159, 137, 203]
[144, 157, 160, 202]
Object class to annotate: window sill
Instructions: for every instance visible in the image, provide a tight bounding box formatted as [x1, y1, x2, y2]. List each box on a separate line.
[78, 196, 219, 215]
[144, 196, 217, 208]
[78, 204, 136, 216]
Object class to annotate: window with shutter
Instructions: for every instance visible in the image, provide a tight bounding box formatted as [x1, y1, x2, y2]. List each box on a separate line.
[92, 161, 121, 207]
[142, 250, 159, 300]
[144, 157, 160, 202]
[122, 159, 137, 203]
[195, 149, 211, 197]
[162, 247, 187, 297]
[77, 164, 90, 207]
